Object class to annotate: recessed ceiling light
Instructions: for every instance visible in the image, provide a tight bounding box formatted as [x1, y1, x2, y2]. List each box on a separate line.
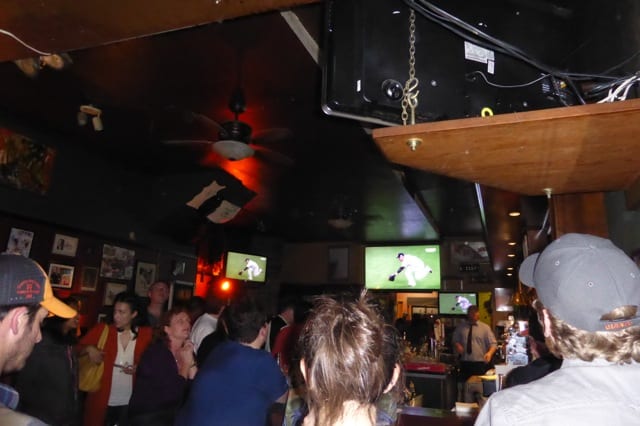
[506, 272, 513, 276]
[508, 211, 521, 217]
[508, 241, 516, 246]
[507, 253, 516, 257]
[507, 267, 514, 271]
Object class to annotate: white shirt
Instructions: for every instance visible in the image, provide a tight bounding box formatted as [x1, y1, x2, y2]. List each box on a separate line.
[190, 314, 219, 353]
[475, 358, 640, 426]
[108, 331, 136, 406]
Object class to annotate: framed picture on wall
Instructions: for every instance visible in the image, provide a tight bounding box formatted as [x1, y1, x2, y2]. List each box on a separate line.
[5, 227, 34, 257]
[48, 263, 75, 288]
[328, 246, 349, 281]
[51, 234, 79, 257]
[450, 240, 489, 263]
[169, 281, 193, 309]
[104, 282, 128, 306]
[495, 288, 514, 312]
[81, 267, 99, 291]
[100, 244, 135, 280]
[134, 262, 157, 297]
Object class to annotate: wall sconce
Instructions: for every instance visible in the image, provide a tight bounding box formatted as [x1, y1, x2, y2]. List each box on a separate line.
[92, 115, 103, 131]
[13, 53, 73, 79]
[78, 105, 103, 131]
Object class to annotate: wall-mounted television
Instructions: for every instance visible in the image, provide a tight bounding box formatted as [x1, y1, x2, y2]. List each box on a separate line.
[321, 0, 613, 127]
[224, 251, 267, 283]
[364, 244, 441, 290]
[438, 291, 478, 316]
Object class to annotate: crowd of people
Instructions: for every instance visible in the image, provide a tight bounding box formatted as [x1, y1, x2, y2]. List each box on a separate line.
[2, 231, 640, 425]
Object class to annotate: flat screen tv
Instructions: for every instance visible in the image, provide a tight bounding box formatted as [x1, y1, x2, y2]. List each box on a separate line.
[321, 0, 611, 127]
[438, 291, 478, 316]
[364, 244, 441, 290]
[224, 251, 267, 283]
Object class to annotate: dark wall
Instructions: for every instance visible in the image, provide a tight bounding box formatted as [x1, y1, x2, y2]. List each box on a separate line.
[0, 113, 206, 257]
[0, 212, 197, 331]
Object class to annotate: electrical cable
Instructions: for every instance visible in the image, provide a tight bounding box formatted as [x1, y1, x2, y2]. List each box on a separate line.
[466, 71, 552, 89]
[403, 0, 587, 104]
[402, 0, 640, 105]
[0, 28, 52, 56]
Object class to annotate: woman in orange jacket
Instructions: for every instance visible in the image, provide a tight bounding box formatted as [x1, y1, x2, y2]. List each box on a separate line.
[79, 291, 152, 426]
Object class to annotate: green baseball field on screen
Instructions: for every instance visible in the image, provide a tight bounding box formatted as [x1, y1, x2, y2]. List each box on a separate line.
[364, 244, 441, 290]
[225, 251, 268, 283]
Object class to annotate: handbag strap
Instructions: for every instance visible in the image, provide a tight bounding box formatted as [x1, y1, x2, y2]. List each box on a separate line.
[97, 324, 109, 350]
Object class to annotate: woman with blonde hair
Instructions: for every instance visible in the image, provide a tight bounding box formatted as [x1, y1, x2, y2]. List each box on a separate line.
[297, 292, 402, 426]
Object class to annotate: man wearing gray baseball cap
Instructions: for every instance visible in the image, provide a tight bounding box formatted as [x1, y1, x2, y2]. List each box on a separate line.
[0, 253, 77, 425]
[476, 233, 640, 425]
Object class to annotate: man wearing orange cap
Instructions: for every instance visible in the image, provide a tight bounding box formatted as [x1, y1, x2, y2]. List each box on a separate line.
[0, 253, 76, 425]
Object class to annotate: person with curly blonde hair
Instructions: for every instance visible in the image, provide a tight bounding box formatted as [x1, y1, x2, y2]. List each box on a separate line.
[476, 233, 640, 426]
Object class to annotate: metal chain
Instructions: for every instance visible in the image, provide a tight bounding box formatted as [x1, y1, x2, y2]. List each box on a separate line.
[401, 9, 419, 126]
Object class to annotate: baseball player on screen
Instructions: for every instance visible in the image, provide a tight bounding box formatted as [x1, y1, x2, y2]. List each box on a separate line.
[388, 252, 433, 287]
[239, 258, 262, 280]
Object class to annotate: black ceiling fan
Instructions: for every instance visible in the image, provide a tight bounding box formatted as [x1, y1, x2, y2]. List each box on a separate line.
[157, 87, 294, 165]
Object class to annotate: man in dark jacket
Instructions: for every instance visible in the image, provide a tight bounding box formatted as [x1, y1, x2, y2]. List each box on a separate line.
[15, 296, 81, 426]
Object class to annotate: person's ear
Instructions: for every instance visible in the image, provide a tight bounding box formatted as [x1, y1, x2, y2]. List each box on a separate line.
[299, 359, 308, 382]
[9, 306, 28, 335]
[541, 308, 553, 339]
[259, 323, 268, 338]
[383, 363, 401, 394]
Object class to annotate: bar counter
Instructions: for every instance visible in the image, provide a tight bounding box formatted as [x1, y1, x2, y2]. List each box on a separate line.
[404, 359, 457, 410]
[397, 406, 477, 426]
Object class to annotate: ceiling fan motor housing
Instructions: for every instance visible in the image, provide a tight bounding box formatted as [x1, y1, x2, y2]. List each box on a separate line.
[220, 120, 252, 143]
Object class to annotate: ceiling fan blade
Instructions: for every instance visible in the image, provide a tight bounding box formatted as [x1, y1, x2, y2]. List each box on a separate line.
[161, 139, 215, 148]
[253, 144, 294, 167]
[152, 106, 224, 142]
[189, 112, 226, 135]
[252, 127, 293, 145]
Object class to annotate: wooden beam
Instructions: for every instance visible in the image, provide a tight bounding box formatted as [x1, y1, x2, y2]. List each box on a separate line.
[624, 178, 640, 210]
[0, 0, 321, 62]
[550, 192, 609, 238]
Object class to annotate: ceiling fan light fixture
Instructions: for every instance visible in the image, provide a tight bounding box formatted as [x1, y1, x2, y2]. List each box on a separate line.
[92, 115, 103, 132]
[328, 217, 354, 229]
[77, 111, 88, 126]
[213, 139, 254, 161]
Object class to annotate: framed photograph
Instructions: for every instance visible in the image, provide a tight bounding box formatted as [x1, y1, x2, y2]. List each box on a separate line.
[97, 313, 108, 323]
[169, 281, 193, 309]
[51, 234, 79, 257]
[104, 282, 128, 306]
[495, 288, 514, 312]
[81, 267, 99, 291]
[100, 244, 135, 280]
[134, 261, 157, 297]
[48, 263, 75, 288]
[450, 240, 489, 263]
[5, 227, 34, 257]
[328, 246, 349, 281]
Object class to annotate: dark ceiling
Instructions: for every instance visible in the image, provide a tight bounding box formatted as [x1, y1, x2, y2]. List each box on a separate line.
[0, 1, 550, 284]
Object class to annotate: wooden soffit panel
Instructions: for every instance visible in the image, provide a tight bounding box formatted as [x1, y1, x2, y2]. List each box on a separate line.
[372, 98, 640, 197]
[0, 0, 320, 62]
